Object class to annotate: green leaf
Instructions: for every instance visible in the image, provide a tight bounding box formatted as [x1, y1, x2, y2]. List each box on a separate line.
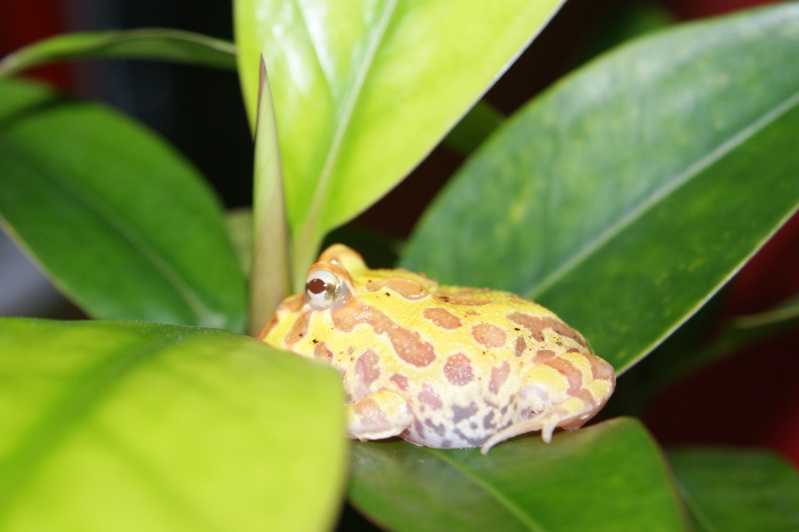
[234, 0, 568, 285]
[403, 4, 799, 373]
[668, 448, 799, 531]
[0, 79, 246, 331]
[648, 296, 799, 389]
[0, 29, 236, 79]
[0, 318, 346, 531]
[225, 208, 253, 281]
[250, 59, 292, 335]
[349, 418, 687, 531]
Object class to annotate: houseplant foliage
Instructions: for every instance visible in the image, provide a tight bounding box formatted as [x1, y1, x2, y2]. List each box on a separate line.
[1, 1, 798, 530]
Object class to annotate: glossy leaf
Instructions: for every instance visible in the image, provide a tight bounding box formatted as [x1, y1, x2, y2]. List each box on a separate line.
[349, 418, 687, 531]
[0, 29, 235, 79]
[0, 318, 346, 531]
[234, 0, 568, 285]
[668, 448, 799, 531]
[403, 4, 799, 372]
[0, 80, 246, 331]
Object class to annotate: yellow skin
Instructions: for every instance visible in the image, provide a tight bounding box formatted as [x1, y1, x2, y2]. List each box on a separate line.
[261, 244, 615, 453]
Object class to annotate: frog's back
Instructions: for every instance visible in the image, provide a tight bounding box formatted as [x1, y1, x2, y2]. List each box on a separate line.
[326, 280, 596, 449]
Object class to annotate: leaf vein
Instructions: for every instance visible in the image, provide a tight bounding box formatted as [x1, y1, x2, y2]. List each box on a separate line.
[296, 0, 400, 266]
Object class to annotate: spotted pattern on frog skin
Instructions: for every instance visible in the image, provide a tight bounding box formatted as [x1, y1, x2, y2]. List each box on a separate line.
[472, 323, 507, 348]
[331, 298, 436, 368]
[442, 353, 474, 386]
[355, 350, 381, 389]
[261, 244, 616, 453]
[422, 307, 462, 329]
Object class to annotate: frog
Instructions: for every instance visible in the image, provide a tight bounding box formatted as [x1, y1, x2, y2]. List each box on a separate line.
[260, 244, 615, 454]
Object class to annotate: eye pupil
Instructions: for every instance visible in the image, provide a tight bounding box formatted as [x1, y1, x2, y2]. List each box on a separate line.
[304, 269, 341, 310]
[307, 278, 328, 295]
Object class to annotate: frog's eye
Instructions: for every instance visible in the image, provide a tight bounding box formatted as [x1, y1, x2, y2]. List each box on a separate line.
[305, 269, 341, 310]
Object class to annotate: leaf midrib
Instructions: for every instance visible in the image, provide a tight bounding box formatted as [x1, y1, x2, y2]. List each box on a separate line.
[296, 0, 400, 252]
[529, 88, 799, 301]
[426, 448, 546, 531]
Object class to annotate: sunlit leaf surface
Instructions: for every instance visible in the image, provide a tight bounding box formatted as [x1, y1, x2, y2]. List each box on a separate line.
[234, 0, 567, 283]
[0, 318, 346, 531]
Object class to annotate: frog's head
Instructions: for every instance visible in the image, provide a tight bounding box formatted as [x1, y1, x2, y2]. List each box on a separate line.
[259, 244, 436, 357]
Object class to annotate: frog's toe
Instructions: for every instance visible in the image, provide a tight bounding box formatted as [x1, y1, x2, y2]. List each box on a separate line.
[482, 408, 569, 452]
[481, 353, 616, 453]
[479, 403, 583, 454]
[346, 390, 414, 441]
[480, 416, 546, 454]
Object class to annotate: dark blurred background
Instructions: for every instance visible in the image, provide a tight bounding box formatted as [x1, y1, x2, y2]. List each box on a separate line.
[2, 0, 797, 467]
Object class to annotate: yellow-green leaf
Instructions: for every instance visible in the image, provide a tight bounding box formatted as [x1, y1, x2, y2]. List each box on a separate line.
[234, 0, 567, 283]
[0, 318, 346, 531]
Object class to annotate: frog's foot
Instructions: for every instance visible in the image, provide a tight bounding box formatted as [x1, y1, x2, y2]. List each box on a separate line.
[480, 351, 615, 454]
[346, 390, 414, 441]
[479, 391, 606, 454]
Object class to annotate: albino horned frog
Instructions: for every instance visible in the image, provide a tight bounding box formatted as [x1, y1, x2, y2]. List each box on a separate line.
[260, 244, 615, 454]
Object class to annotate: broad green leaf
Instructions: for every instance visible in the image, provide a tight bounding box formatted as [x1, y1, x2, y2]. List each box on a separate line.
[0, 29, 236, 79]
[250, 59, 291, 335]
[349, 418, 687, 531]
[403, 4, 799, 373]
[0, 80, 246, 331]
[0, 318, 346, 531]
[234, 0, 568, 285]
[668, 448, 799, 531]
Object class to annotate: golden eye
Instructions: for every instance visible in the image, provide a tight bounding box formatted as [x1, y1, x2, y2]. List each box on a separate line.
[305, 269, 341, 310]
